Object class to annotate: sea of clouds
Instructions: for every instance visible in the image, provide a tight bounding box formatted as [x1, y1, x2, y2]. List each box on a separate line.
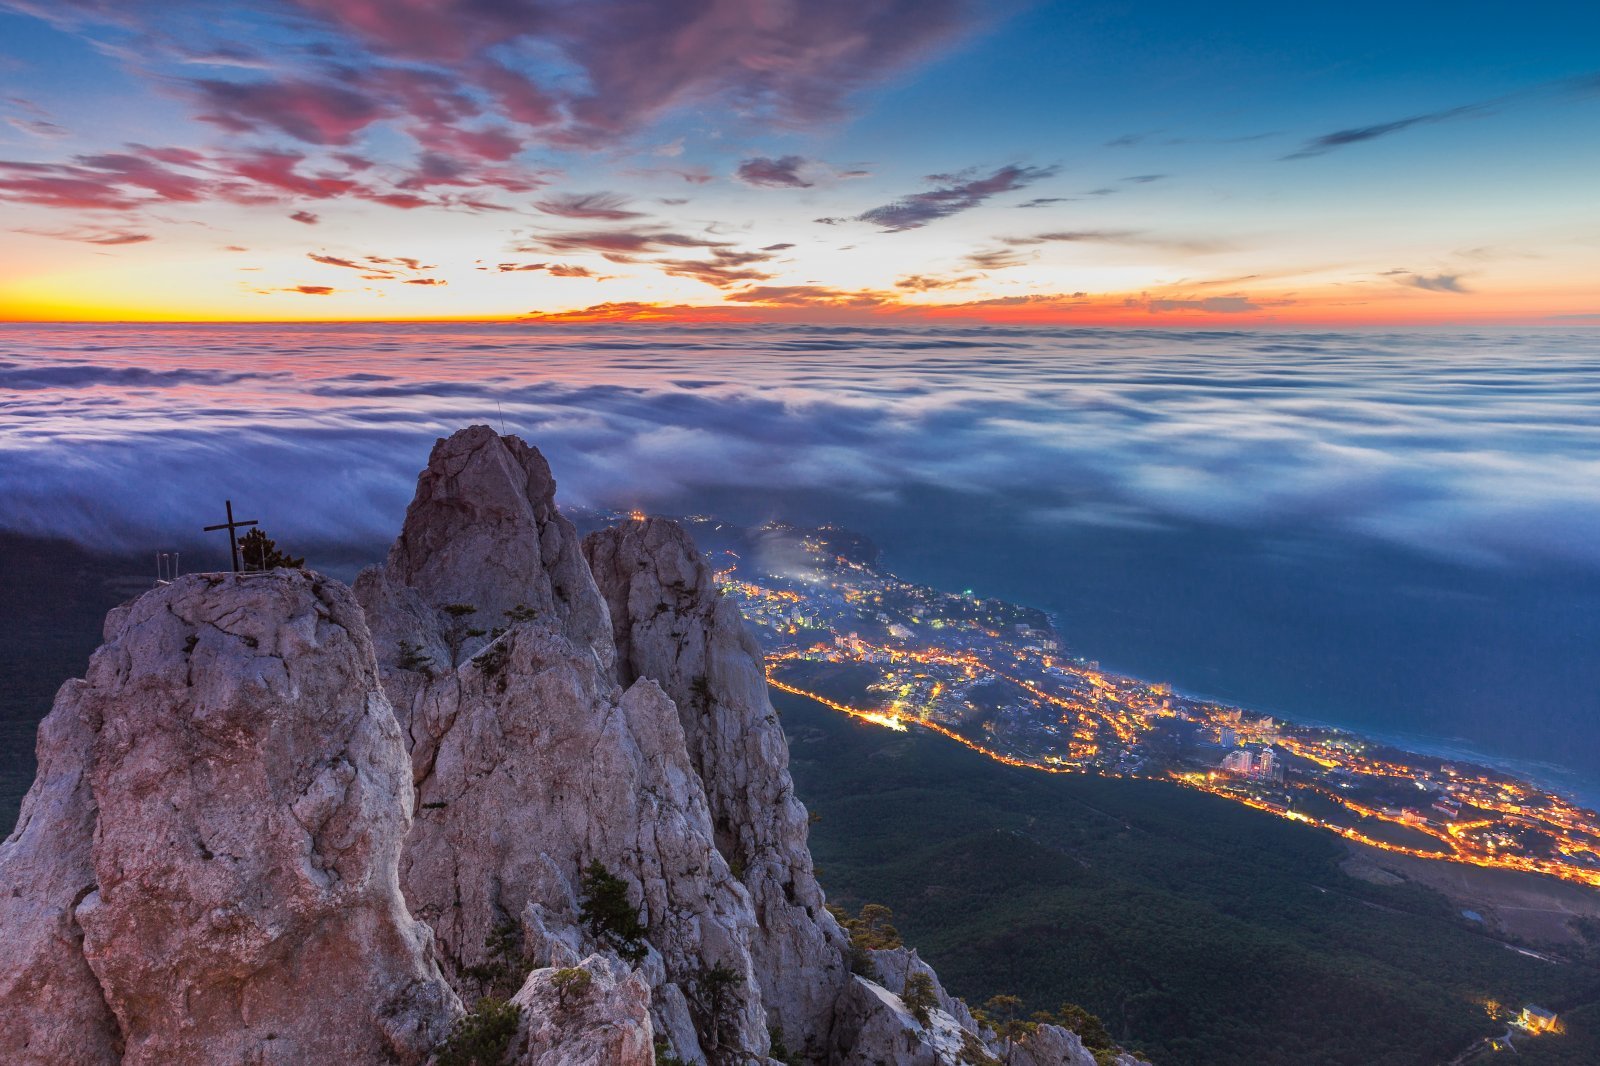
[2, 322, 1598, 570]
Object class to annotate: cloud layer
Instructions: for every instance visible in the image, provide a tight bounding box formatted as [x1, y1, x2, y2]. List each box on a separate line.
[2, 323, 1597, 577]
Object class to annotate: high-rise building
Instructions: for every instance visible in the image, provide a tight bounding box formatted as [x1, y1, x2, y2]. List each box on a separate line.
[1222, 749, 1254, 776]
[1257, 747, 1277, 780]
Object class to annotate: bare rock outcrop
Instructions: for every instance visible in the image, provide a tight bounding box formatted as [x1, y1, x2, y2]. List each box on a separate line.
[834, 959, 1106, 1066]
[361, 430, 772, 1063]
[0, 667, 121, 1064]
[831, 975, 996, 1066]
[367, 424, 613, 676]
[1011, 1026, 1102, 1066]
[0, 571, 459, 1065]
[509, 955, 654, 1066]
[867, 947, 981, 1034]
[585, 517, 849, 1056]
[397, 622, 768, 1060]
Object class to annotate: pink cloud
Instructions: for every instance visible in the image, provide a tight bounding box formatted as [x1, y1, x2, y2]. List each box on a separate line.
[735, 155, 814, 188]
[0, 148, 207, 211]
[475, 60, 561, 127]
[192, 77, 389, 145]
[533, 191, 644, 220]
[221, 149, 361, 199]
[287, 0, 976, 142]
[19, 225, 153, 245]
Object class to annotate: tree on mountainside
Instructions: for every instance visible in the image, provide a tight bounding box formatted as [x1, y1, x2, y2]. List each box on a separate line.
[441, 602, 485, 665]
[578, 861, 648, 963]
[904, 971, 938, 1026]
[976, 995, 1034, 1066]
[239, 528, 303, 571]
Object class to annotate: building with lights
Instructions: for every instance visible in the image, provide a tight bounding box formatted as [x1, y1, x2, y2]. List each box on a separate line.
[1517, 1005, 1559, 1034]
[1222, 749, 1255, 776]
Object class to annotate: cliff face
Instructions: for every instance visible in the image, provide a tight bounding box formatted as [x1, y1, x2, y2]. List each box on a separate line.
[0, 571, 458, 1065]
[584, 517, 850, 1055]
[1, 425, 1143, 1066]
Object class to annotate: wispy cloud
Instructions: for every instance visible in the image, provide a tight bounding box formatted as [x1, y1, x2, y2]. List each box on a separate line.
[1283, 104, 1482, 160]
[962, 248, 1030, 270]
[493, 262, 612, 279]
[514, 226, 732, 262]
[1395, 271, 1470, 293]
[533, 192, 645, 221]
[895, 273, 978, 291]
[1138, 295, 1261, 313]
[657, 248, 779, 288]
[17, 226, 153, 245]
[856, 164, 1060, 232]
[5, 115, 69, 139]
[305, 250, 444, 285]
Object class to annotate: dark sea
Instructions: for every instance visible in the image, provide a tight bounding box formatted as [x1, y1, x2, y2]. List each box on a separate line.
[4, 322, 1598, 802]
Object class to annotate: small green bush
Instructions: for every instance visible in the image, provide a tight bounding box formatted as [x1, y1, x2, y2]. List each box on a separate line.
[551, 966, 593, 1009]
[436, 996, 521, 1066]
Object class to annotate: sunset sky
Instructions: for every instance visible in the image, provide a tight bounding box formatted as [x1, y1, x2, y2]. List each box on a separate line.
[1, 0, 1597, 325]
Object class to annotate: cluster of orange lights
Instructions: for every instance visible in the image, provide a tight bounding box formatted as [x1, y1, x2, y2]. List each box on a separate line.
[766, 660, 1600, 889]
[730, 534, 1600, 890]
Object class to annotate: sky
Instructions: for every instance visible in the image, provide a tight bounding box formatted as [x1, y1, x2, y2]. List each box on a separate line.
[0, 0, 1597, 325]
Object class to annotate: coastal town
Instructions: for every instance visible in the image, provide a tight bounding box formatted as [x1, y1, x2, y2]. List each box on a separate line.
[658, 515, 1600, 892]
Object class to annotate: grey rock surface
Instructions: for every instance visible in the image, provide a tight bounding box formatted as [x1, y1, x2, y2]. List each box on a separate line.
[585, 517, 850, 1057]
[0, 571, 459, 1065]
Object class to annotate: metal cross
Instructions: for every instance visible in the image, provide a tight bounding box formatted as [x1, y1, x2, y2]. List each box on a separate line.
[202, 499, 258, 573]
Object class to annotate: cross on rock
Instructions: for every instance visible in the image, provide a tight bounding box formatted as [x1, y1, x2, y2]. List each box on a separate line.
[203, 499, 258, 574]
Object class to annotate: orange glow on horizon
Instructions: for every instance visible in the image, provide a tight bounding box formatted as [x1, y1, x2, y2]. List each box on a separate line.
[4, 280, 1594, 328]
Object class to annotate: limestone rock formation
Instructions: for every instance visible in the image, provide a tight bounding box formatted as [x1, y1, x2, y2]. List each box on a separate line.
[0, 669, 121, 1064]
[830, 976, 997, 1066]
[393, 622, 769, 1061]
[508, 955, 654, 1066]
[867, 947, 1133, 1066]
[585, 517, 849, 1056]
[0, 571, 459, 1065]
[359, 430, 771, 1063]
[374, 423, 613, 673]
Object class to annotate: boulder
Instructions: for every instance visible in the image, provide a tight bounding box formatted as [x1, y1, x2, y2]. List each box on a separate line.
[509, 955, 654, 1066]
[0, 571, 460, 1064]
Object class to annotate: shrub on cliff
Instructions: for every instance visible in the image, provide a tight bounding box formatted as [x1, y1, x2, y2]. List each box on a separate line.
[437, 996, 521, 1066]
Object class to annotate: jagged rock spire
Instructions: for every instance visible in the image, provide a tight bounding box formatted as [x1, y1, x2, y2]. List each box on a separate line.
[382, 425, 613, 670]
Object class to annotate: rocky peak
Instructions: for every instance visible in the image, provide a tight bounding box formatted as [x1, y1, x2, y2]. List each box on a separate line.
[0, 570, 458, 1065]
[380, 425, 612, 671]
